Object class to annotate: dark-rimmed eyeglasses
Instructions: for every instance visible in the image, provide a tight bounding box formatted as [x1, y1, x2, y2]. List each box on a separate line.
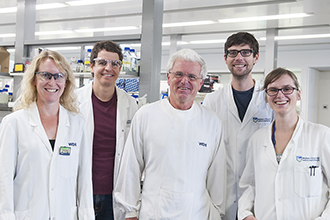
[93, 58, 122, 69]
[226, 49, 254, 58]
[35, 71, 66, 82]
[169, 71, 203, 81]
[265, 86, 298, 96]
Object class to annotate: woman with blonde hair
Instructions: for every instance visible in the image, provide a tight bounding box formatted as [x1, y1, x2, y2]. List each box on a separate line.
[0, 50, 94, 219]
[238, 67, 330, 220]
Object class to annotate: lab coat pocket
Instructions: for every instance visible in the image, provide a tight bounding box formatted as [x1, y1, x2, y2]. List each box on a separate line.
[14, 209, 29, 220]
[294, 166, 322, 198]
[155, 188, 193, 219]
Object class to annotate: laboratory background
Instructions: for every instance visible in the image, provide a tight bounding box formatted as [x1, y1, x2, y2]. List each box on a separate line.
[0, 0, 329, 127]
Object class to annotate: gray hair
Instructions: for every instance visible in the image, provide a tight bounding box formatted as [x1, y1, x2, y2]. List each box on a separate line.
[166, 49, 207, 79]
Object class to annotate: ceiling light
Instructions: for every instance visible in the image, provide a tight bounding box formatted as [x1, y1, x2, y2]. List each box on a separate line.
[47, 46, 81, 51]
[74, 26, 138, 33]
[65, 0, 128, 6]
[36, 3, 68, 10]
[163, 20, 216, 28]
[35, 30, 75, 35]
[189, 39, 226, 44]
[260, 33, 330, 41]
[0, 33, 16, 38]
[218, 13, 313, 23]
[0, 7, 17, 14]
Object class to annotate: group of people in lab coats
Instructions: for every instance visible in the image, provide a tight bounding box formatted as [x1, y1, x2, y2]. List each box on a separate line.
[0, 31, 330, 220]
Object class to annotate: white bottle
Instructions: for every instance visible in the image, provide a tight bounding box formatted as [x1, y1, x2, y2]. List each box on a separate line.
[84, 49, 92, 73]
[0, 88, 8, 104]
[76, 60, 84, 73]
[130, 49, 137, 72]
[70, 57, 77, 72]
[122, 47, 131, 72]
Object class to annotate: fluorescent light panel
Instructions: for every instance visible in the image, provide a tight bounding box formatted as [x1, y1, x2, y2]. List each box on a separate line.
[0, 33, 16, 38]
[260, 33, 330, 41]
[65, 0, 128, 6]
[35, 30, 74, 35]
[163, 20, 215, 28]
[47, 46, 81, 51]
[74, 26, 138, 33]
[0, 7, 16, 13]
[219, 13, 312, 23]
[36, 3, 67, 10]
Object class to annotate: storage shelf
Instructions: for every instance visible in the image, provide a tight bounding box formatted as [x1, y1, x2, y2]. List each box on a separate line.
[0, 72, 12, 77]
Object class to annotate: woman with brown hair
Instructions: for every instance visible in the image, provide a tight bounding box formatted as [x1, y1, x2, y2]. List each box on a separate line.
[238, 67, 330, 220]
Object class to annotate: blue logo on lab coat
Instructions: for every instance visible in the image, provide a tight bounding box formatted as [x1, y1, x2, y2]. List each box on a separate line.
[296, 156, 302, 162]
[253, 117, 272, 123]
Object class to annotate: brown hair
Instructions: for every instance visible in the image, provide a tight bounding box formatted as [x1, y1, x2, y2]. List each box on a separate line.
[262, 67, 300, 91]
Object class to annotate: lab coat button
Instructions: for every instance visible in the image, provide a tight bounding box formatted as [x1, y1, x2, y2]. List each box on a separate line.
[239, 151, 242, 155]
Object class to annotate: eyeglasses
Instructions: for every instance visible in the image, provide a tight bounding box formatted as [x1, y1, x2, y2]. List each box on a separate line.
[226, 49, 254, 58]
[169, 71, 203, 81]
[35, 71, 66, 82]
[265, 86, 298, 96]
[93, 58, 122, 69]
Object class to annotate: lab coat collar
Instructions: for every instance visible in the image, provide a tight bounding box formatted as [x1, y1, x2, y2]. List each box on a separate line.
[228, 80, 264, 126]
[262, 116, 303, 166]
[27, 102, 70, 153]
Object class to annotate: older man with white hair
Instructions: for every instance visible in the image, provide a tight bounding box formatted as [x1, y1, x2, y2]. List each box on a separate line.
[114, 48, 226, 220]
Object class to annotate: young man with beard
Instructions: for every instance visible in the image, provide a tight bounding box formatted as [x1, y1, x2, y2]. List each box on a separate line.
[203, 32, 274, 220]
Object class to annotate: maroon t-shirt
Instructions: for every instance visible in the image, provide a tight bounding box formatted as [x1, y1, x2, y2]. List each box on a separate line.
[92, 89, 117, 194]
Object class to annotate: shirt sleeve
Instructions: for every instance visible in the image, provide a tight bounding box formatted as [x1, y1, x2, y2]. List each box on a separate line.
[113, 112, 145, 218]
[77, 120, 94, 219]
[318, 129, 330, 219]
[238, 137, 256, 220]
[206, 122, 227, 218]
[0, 117, 17, 220]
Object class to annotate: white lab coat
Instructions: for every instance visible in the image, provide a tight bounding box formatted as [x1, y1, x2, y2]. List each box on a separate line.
[114, 99, 226, 220]
[203, 81, 273, 220]
[0, 102, 94, 220]
[238, 118, 330, 220]
[76, 83, 138, 220]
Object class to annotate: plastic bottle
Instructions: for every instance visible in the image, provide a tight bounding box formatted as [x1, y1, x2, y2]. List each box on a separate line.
[130, 49, 137, 72]
[8, 92, 13, 102]
[0, 88, 8, 104]
[70, 57, 77, 72]
[122, 47, 131, 72]
[84, 49, 92, 72]
[76, 60, 84, 73]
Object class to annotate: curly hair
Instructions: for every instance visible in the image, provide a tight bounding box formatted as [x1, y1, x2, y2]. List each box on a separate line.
[14, 50, 79, 113]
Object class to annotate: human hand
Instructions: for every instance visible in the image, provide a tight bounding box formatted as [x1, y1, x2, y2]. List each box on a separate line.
[126, 218, 138, 220]
[243, 215, 257, 220]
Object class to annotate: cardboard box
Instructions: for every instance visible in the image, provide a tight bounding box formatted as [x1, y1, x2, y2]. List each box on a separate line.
[0, 47, 10, 73]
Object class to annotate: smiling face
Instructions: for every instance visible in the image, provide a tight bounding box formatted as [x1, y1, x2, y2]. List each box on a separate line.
[225, 44, 259, 80]
[91, 49, 122, 88]
[34, 58, 66, 106]
[167, 58, 204, 110]
[266, 74, 301, 117]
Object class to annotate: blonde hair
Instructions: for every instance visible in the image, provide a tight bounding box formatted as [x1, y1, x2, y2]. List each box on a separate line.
[14, 50, 79, 113]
